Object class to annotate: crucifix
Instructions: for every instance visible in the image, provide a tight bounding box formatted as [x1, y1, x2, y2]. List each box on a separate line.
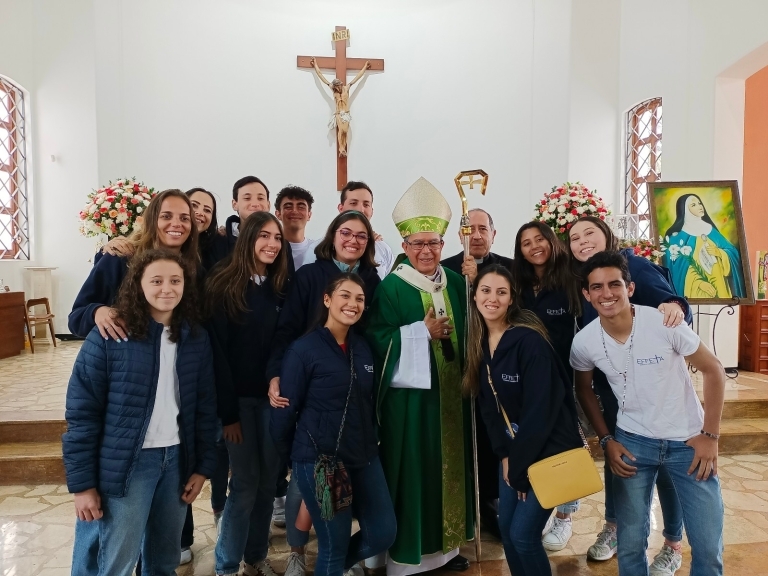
[297, 26, 384, 191]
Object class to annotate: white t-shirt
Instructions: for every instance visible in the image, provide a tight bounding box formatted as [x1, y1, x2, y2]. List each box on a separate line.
[290, 237, 316, 270]
[374, 240, 395, 279]
[570, 304, 702, 441]
[143, 327, 181, 448]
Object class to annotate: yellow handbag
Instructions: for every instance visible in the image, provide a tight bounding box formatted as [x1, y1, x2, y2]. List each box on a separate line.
[486, 364, 603, 509]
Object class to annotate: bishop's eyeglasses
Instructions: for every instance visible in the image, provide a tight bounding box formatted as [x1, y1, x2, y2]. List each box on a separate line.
[405, 239, 444, 251]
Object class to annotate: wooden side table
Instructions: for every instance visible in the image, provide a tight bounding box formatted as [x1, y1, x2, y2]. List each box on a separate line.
[0, 291, 26, 359]
[739, 300, 768, 374]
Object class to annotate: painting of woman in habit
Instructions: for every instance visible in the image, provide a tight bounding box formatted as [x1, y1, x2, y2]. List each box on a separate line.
[663, 193, 746, 299]
[311, 57, 371, 157]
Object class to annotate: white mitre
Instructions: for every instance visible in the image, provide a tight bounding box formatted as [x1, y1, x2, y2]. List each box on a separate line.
[392, 177, 452, 238]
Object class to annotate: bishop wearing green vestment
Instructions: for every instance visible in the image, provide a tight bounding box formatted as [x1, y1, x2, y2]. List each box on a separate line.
[367, 177, 475, 575]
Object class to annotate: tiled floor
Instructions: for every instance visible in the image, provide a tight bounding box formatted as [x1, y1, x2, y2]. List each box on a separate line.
[3, 344, 768, 574]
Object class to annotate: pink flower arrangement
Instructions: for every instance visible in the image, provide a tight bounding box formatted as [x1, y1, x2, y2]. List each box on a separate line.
[533, 182, 611, 240]
[620, 238, 664, 265]
[78, 178, 156, 239]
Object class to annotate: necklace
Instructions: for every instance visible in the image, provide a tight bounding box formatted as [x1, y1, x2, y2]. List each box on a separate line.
[599, 306, 636, 414]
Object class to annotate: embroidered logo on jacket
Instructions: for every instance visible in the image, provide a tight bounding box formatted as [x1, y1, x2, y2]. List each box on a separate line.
[502, 373, 520, 383]
[364, 364, 374, 373]
[547, 307, 567, 316]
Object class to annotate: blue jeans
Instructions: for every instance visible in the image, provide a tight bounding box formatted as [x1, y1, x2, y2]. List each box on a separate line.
[614, 428, 724, 576]
[294, 456, 397, 576]
[285, 472, 309, 547]
[71, 445, 187, 576]
[215, 398, 281, 574]
[498, 466, 553, 576]
[599, 383, 684, 541]
[556, 500, 580, 515]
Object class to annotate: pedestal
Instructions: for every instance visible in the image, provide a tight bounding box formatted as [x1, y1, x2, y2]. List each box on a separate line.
[23, 267, 58, 343]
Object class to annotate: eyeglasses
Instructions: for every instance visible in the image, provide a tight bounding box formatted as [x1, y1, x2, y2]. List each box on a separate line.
[405, 239, 443, 251]
[338, 228, 369, 243]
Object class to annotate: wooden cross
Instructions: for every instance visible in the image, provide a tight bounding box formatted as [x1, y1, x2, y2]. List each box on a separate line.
[297, 26, 384, 191]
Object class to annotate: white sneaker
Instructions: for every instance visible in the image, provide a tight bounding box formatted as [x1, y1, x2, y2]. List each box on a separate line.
[587, 524, 618, 561]
[649, 545, 683, 575]
[284, 552, 307, 576]
[179, 547, 192, 565]
[542, 517, 573, 551]
[344, 565, 365, 576]
[272, 495, 286, 527]
[243, 559, 278, 576]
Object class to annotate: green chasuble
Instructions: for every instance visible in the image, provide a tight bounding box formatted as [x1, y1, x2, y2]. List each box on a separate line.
[367, 260, 475, 565]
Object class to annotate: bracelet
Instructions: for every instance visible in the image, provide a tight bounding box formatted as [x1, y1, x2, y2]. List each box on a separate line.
[599, 434, 615, 450]
[700, 430, 720, 440]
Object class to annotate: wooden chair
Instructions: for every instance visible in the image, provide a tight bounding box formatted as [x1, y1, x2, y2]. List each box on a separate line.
[24, 297, 57, 353]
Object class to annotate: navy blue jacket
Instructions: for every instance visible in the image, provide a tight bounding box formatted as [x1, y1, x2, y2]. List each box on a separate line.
[207, 279, 285, 426]
[68, 253, 129, 337]
[62, 321, 218, 496]
[201, 234, 230, 275]
[266, 258, 380, 381]
[270, 328, 378, 468]
[441, 251, 513, 276]
[478, 326, 582, 492]
[521, 286, 575, 374]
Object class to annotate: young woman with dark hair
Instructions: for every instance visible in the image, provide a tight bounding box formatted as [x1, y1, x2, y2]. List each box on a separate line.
[69, 189, 198, 340]
[511, 221, 584, 550]
[270, 274, 396, 576]
[63, 249, 217, 576]
[266, 211, 381, 576]
[205, 212, 290, 576]
[464, 265, 582, 576]
[566, 215, 691, 572]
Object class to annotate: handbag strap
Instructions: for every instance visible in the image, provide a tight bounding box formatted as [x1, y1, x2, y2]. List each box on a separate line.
[486, 363, 515, 439]
[576, 420, 590, 452]
[306, 346, 356, 458]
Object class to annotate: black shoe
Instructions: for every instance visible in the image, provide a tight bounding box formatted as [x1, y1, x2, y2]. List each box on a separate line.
[444, 555, 470, 571]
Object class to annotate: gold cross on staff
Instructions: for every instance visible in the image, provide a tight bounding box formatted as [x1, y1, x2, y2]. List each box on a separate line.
[297, 27, 385, 191]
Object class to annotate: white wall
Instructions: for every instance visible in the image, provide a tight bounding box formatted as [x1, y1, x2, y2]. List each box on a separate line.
[0, 0, 99, 328]
[4, 0, 580, 333]
[91, 0, 575, 259]
[567, 0, 620, 207]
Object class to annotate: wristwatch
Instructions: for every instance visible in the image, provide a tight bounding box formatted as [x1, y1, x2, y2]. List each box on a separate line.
[599, 434, 615, 451]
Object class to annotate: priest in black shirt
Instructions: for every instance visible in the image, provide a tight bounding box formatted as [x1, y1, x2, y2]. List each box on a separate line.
[440, 207, 511, 541]
[441, 208, 512, 281]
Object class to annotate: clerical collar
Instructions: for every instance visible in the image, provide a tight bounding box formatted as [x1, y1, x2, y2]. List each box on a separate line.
[333, 258, 360, 274]
[425, 268, 441, 282]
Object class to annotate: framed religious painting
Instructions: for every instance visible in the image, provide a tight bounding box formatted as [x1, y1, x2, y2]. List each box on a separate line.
[648, 180, 755, 305]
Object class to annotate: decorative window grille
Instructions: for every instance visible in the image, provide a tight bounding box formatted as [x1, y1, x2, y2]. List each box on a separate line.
[0, 77, 29, 260]
[624, 97, 662, 240]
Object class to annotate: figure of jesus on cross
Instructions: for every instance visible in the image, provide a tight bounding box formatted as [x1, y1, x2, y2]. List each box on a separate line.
[298, 27, 384, 190]
[310, 56, 370, 159]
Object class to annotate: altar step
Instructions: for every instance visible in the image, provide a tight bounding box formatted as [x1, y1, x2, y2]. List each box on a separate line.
[0, 420, 65, 485]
